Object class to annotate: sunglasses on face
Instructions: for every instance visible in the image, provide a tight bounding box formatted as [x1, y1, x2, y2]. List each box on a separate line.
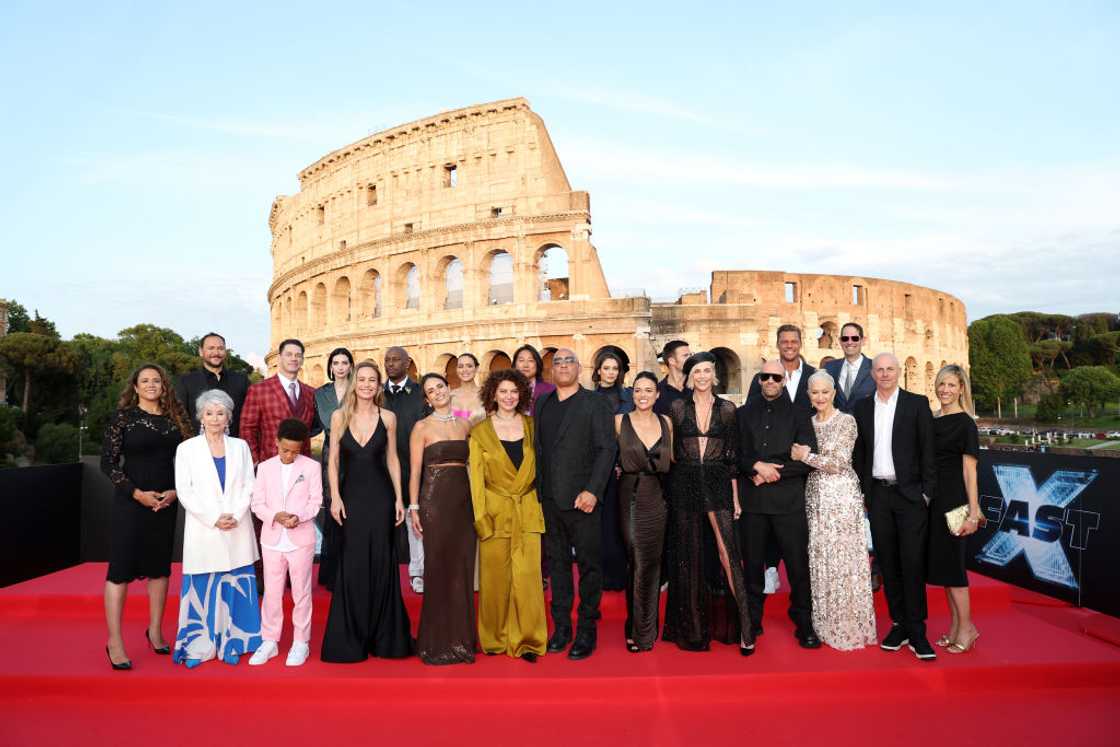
[757, 373, 784, 383]
[553, 356, 577, 366]
[840, 336, 861, 342]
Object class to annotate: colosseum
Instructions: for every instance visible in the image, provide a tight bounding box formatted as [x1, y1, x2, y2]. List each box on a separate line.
[265, 97, 968, 402]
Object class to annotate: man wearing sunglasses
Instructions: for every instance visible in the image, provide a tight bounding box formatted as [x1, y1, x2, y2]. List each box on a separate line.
[824, 323, 874, 414]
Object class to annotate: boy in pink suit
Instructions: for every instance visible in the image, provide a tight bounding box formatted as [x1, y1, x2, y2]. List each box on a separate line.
[249, 419, 323, 667]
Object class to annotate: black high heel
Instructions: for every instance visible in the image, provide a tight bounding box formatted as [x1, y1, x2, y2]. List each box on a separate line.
[145, 630, 170, 655]
[106, 646, 132, 671]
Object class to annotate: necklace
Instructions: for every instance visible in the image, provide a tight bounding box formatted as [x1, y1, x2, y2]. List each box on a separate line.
[494, 411, 519, 421]
[431, 412, 456, 422]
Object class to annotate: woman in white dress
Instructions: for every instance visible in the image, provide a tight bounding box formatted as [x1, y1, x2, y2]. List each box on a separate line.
[791, 370, 877, 651]
[172, 389, 262, 667]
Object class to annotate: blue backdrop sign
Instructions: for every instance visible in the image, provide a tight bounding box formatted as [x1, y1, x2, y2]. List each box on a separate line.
[969, 451, 1115, 617]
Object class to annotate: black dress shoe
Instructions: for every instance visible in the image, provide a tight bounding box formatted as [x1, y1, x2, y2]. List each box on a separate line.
[547, 629, 572, 653]
[796, 629, 822, 649]
[145, 630, 170, 655]
[752, 624, 764, 637]
[568, 635, 596, 660]
[740, 630, 756, 656]
[520, 652, 538, 663]
[908, 637, 937, 661]
[880, 625, 909, 651]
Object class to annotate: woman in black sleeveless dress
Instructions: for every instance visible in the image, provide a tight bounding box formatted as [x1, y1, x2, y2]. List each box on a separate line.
[927, 364, 983, 654]
[615, 371, 671, 652]
[322, 360, 412, 662]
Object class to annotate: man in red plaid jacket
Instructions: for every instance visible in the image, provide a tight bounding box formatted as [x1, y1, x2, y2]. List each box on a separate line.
[241, 338, 320, 466]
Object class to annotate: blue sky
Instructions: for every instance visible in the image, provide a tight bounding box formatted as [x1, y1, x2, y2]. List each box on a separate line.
[2, 1, 1117, 368]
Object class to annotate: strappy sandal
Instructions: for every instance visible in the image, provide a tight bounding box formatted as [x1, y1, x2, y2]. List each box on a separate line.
[935, 634, 952, 648]
[947, 631, 980, 654]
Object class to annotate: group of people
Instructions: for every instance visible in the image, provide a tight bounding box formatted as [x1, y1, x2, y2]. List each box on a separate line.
[99, 322, 983, 671]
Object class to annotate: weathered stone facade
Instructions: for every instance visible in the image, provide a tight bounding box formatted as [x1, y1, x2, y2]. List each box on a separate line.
[266, 98, 968, 403]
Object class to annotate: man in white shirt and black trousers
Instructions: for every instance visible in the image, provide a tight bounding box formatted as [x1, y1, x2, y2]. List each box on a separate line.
[852, 353, 938, 660]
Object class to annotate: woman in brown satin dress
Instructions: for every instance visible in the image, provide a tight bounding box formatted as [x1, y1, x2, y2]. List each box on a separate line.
[408, 373, 476, 665]
[615, 371, 672, 652]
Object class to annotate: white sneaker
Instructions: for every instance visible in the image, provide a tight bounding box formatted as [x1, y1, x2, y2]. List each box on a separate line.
[410, 576, 424, 594]
[285, 642, 310, 667]
[763, 566, 780, 595]
[249, 640, 279, 666]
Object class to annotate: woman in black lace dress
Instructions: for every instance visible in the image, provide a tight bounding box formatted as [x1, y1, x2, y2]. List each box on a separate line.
[663, 352, 754, 655]
[100, 363, 193, 670]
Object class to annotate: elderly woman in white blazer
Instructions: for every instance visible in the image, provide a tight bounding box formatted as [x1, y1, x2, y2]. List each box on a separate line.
[171, 389, 263, 668]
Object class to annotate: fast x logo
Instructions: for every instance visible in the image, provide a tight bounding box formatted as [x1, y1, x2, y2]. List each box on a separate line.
[977, 465, 1099, 589]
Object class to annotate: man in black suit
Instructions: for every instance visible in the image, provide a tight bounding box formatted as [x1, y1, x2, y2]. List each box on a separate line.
[853, 353, 938, 660]
[746, 324, 816, 593]
[383, 346, 428, 591]
[534, 347, 616, 660]
[737, 360, 821, 649]
[175, 332, 251, 436]
[747, 324, 816, 415]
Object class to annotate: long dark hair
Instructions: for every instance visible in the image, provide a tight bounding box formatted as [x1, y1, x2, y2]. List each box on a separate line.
[326, 347, 355, 382]
[512, 344, 544, 380]
[592, 349, 629, 387]
[118, 363, 193, 438]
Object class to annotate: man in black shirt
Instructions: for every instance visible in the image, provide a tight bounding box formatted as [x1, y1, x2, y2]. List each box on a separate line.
[175, 332, 250, 436]
[737, 360, 820, 649]
[653, 340, 691, 417]
[534, 347, 616, 660]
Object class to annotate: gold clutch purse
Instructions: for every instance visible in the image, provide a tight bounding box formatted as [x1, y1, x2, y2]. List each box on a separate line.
[945, 504, 986, 535]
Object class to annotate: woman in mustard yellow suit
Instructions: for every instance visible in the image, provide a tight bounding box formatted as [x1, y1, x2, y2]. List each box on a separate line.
[469, 369, 547, 662]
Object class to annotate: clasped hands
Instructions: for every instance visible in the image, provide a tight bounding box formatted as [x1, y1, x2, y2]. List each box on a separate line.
[574, 490, 598, 513]
[215, 513, 239, 530]
[135, 489, 177, 511]
[751, 461, 784, 487]
[272, 511, 301, 530]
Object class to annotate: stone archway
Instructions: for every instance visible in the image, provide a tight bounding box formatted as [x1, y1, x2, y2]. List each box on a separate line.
[311, 282, 327, 331]
[541, 347, 557, 384]
[483, 349, 512, 374]
[485, 250, 514, 306]
[818, 320, 838, 350]
[294, 291, 308, 335]
[711, 346, 743, 395]
[536, 244, 570, 301]
[439, 256, 464, 310]
[358, 268, 382, 318]
[330, 276, 352, 324]
[904, 356, 919, 393]
[434, 353, 459, 387]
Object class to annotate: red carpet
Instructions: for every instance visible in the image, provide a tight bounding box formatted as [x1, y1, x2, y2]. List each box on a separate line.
[1, 564, 1117, 746]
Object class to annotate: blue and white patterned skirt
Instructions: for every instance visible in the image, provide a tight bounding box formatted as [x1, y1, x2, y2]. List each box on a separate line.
[173, 564, 262, 667]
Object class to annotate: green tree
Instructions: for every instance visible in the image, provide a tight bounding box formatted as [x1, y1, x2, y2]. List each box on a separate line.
[3, 300, 31, 334]
[1029, 339, 1073, 373]
[111, 324, 197, 381]
[34, 422, 79, 464]
[969, 316, 1033, 418]
[1060, 366, 1120, 418]
[1035, 391, 1066, 423]
[0, 333, 79, 419]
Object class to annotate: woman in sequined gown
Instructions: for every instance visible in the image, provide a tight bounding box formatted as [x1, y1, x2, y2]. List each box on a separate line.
[409, 373, 476, 665]
[792, 370, 876, 651]
[663, 352, 754, 654]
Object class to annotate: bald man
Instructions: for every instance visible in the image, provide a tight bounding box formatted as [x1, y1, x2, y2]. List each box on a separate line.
[737, 360, 820, 648]
[534, 348, 617, 660]
[852, 353, 937, 660]
[384, 346, 429, 591]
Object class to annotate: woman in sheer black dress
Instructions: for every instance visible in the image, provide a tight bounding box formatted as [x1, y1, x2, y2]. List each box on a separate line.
[594, 348, 632, 592]
[663, 352, 754, 655]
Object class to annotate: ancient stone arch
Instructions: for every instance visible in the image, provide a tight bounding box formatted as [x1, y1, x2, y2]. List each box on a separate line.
[357, 268, 382, 319]
[536, 244, 570, 301]
[483, 349, 512, 374]
[311, 282, 327, 331]
[904, 356, 919, 393]
[438, 256, 464, 310]
[330, 276, 352, 325]
[484, 249, 515, 306]
[711, 346, 743, 395]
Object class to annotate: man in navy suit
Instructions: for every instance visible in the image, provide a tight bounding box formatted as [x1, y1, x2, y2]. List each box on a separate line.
[824, 322, 875, 413]
[823, 322, 881, 591]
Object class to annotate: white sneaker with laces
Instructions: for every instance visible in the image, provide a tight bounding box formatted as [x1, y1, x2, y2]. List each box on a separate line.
[249, 640, 279, 666]
[285, 642, 310, 667]
[411, 576, 424, 594]
[763, 566, 780, 595]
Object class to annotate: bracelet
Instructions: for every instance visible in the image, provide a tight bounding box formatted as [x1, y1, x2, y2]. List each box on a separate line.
[408, 503, 420, 511]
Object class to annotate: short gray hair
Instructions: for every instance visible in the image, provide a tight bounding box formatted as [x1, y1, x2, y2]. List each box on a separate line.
[195, 389, 235, 424]
[807, 369, 835, 392]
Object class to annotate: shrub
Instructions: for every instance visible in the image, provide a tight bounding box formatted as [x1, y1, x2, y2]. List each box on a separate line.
[34, 422, 79, 464]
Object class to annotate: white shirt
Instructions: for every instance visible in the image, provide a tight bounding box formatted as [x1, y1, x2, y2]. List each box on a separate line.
[784, 360, 803, 403]
[261, 460, 299, 553]
[842, 357, 862, 395]
[872, 387, 900, 480]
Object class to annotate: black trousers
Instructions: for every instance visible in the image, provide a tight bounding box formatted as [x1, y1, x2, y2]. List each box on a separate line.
[543, 500, 602, 635]
[741, 511, 812, 632]
[868, 482, 928, 637]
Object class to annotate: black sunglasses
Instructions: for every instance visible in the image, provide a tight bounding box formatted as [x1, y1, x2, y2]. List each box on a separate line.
[840, 335, 861, 342]
[757, 373, 784, 383]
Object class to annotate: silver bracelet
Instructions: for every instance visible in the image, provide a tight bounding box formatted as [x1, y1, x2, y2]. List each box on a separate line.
[408, 503, 420, 511]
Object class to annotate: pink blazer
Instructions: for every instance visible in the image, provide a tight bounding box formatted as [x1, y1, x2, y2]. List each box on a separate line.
[251, 454, 323, 548]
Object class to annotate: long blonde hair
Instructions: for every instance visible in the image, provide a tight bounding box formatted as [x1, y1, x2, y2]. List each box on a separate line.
[337, 359, 385, 432]
[935, 364, 975, 416]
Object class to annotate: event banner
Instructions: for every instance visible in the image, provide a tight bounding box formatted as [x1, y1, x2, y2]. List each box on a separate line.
[968, 450, 1118, 617]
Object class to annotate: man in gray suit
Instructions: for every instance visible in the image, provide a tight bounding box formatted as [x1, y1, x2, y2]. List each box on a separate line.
[824, 322, 875, 414]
